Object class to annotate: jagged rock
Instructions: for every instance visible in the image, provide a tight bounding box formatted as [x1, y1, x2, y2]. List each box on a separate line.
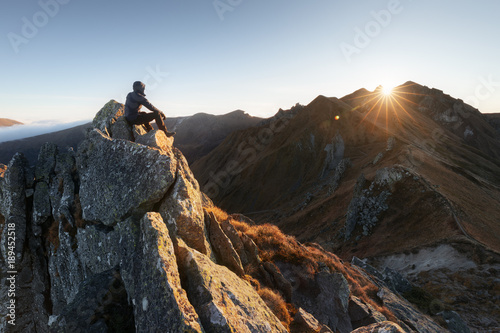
[135, 129, 174, 152]
[49, 148, 76, 227]
[32, 142, 60, 233]
[120, 212, 204, 332]
[32, 181, 51, 232]
[328, 158, 351, 194]
[9, 233, 51, 333]
[109, 115, 134, 141]
[92, 100, 125, 136]
[315, 271, 352, 333]
[0, 153, 28, 260]
[92, 99, 152, 142]
[386, 136, 395, 151]
[240, 232, 262, 266]
[379, 286, 446, 332]
[76, 223, 123, 275]
[345, 174, 391, 240]
[349, 296, 386, 329]
[75, 213, 204, 332]
[262, 262, 293, 302]
[351, 257, 386, 280]
[351, 258, 447, 331]
[206, 210, 245, 276]
[177, 239, 288, 333]
[290, 268, 352, 333]
[77, 129, 177, 226]
[219, 217, 249, 266]
[351, 258, 412, 296]
[372, 152, 384, 165]
[382, 267, 412, 295]
[49, 269, 135, 332]
[49, 221, 86, 314]
[35, 142, 57, 182]
[322, 132, 344, 177]
[374, 167, 403, 186]
[351, 321, 406, 333]
[159, 149, 212, 257]
[293, 307, 323, 333]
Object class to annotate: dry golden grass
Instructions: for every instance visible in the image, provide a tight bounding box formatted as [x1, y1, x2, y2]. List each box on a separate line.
[204, 205, 229, 222]
[242, 274, 261, 290]
[227, 213, 396, 321]
[258, 287, 292, 330]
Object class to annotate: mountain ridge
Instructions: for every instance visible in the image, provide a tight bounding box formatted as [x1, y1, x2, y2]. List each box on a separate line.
[0, 100, 452, 332]
[191, 81, 500, 330]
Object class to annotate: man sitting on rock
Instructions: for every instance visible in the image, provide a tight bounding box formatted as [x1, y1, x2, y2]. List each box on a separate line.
[125, 81, 175, 137]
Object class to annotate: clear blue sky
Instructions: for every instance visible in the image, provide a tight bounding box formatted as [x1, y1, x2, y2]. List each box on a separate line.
[1, 0, 499, 125]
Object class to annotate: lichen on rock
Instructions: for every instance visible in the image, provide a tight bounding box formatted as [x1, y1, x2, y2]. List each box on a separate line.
[77, 129, 177, 226]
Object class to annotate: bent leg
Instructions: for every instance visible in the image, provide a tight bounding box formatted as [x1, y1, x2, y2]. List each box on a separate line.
[130, 112, 156, 131]
[153, 113, 167, 132]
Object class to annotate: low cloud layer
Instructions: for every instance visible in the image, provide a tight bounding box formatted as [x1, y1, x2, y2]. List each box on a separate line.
[0, 120, 90, 143]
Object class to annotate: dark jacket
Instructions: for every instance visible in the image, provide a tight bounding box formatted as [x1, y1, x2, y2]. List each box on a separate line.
[124, 83, 161, 121]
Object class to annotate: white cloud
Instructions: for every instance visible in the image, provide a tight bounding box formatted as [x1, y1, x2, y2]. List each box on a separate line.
[0, 120, 90, 143]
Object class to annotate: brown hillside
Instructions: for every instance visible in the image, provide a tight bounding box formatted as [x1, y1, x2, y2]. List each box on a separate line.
[192, 82, 500, 257]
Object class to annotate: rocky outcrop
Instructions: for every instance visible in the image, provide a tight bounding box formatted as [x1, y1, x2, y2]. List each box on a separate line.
[77, 129, 177, 226]
[351, 258, 448, 333]
[178, 239, 288, 332]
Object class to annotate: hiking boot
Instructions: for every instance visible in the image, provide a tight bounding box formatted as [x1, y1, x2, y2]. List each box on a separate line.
[164, 131, 176, 137]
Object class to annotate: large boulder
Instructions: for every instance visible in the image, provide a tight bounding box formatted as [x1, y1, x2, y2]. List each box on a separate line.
[206, 210, 245, 276]
[92, 99, 126, 137]
[64, 213, 204, 332]
[135, 129, 174, 152]
[77, 129, 177, 226]
[120, 212, 203, 332]
[177, 239, 288, 333]
[315, 272, 352, 332]
[159, 149, 212, 257]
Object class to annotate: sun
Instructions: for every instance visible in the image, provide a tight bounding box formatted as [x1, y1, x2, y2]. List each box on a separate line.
[381, 85, 394, 96]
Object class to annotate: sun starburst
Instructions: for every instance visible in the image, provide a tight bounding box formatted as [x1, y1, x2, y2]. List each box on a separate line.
[341, 82, 428, 132]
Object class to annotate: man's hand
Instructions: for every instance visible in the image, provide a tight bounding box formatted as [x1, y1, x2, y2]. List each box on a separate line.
[159, 111, 166, 119]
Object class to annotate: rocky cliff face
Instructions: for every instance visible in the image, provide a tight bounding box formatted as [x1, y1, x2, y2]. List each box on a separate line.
[0, 100, 447, 332]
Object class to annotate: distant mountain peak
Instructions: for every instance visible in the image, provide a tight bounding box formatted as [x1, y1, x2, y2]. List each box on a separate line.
[0, 118, 23, 127]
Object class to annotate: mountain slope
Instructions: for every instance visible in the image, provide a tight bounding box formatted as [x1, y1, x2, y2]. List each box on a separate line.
[193, 82, 500, 254]
[164, 110, 263, 164]
[191, 82, 500, 330]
